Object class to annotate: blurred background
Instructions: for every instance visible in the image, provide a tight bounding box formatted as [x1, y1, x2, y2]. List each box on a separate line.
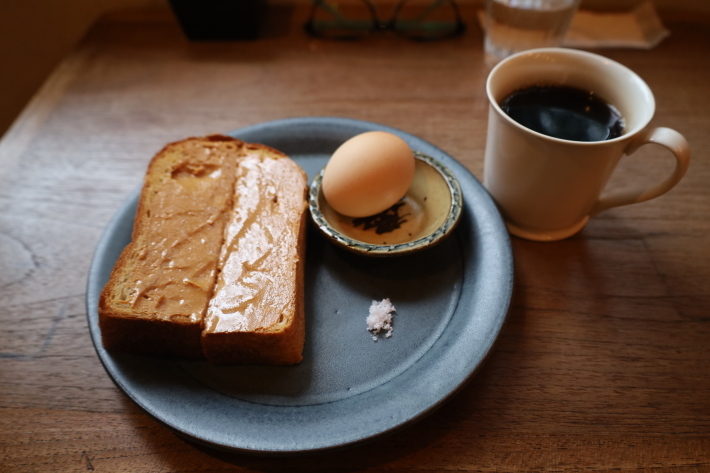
[1, 0, 708, 140]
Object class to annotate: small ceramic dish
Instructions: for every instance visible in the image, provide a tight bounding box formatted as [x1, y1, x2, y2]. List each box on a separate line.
[309, 151, 463, 256]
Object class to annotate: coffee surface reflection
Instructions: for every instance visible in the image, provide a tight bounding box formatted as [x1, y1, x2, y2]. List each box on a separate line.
[500, 85, 625, 142]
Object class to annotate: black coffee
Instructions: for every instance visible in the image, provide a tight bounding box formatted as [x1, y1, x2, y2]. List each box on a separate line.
[500, 85, 625, 142]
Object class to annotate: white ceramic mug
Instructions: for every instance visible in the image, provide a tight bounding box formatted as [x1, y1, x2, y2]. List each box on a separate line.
[483, 48, 691, 241]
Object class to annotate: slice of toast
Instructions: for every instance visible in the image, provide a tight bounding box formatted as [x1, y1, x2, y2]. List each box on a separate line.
[98, 136, 308, 364]
[98, 135, 243, 357]
[201, 143, 308, 364]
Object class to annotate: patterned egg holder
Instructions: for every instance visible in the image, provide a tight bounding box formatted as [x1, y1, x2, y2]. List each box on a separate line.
[309, 152, 463, 257]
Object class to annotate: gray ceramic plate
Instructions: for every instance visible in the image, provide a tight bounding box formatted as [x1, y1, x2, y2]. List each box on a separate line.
[86, 117, 513, 454]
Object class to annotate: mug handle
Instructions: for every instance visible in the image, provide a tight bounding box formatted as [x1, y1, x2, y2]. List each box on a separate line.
[591, 127, 691, 216]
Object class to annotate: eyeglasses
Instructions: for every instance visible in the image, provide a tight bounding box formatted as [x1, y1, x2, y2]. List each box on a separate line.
[304, 0, 467, 41]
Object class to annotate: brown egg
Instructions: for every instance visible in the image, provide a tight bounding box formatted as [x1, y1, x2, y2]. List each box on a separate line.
[321, 131, 416, 218]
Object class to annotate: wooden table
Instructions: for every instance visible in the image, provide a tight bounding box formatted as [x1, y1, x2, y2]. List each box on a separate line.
[1, 3, 708, 471]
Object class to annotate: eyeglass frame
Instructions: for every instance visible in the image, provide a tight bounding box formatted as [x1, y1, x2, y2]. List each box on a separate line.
[304, 0, 467, 41]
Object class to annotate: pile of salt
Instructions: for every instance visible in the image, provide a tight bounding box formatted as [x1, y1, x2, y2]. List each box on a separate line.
[366, 298, 396, 341]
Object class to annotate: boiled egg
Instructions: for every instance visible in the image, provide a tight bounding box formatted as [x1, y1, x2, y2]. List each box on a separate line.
[321, 131, 415, 218]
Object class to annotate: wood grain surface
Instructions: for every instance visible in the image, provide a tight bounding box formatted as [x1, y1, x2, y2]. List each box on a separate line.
[0, 3, 708, 472]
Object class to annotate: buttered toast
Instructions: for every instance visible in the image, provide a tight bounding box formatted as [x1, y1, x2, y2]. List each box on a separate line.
[202, 144, 308, 364]
[98, 136, 308, 364]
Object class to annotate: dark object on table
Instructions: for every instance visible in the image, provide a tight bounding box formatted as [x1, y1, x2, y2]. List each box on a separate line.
[169, 0, 265, 41]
